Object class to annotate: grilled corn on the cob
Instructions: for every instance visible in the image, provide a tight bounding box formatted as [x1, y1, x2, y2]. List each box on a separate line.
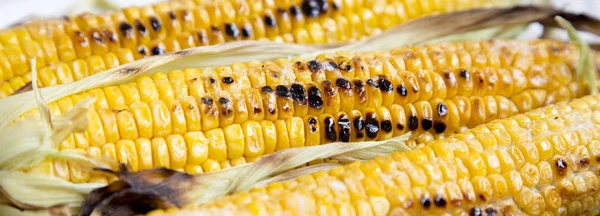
[145, 91, 600, 216]
[0, 0, 511, 98]
[23, 39, 592, 184]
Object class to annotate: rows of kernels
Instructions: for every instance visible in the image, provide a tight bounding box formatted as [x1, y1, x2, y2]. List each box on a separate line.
[0, 0, 501, 96]
[145, 94, 600, 215]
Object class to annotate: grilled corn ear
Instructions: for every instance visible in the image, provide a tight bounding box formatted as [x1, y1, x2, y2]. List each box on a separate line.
[22, 39, 593, 184]
[0, 0, 510, 98]
[145, 92, 600, 216]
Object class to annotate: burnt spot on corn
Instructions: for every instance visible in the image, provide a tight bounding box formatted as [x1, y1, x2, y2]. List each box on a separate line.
[336, 78, 352, 91]
[253, 106, 262, 114]
[91, 31, 104, 43]
[366, 79, 378, 88]
[323, 60, 338, 71]
[210, 26, 221, 32]
[264, 15, 277, 27]
[459, 69, 470, 80]
[433, 196, 446, 207]
[421, 118, 433, 131]
[261, 86, 273, 93]
[365, 112, 379, 139]
[354, 80, 367, 103]
[218, 98, 230, 104]
[134, 20, 148, 36]
[118, 22, 134, 37]
[221, 77, 234, 84]
[149, 16, 162, 31]
[324, 117, 337, 141]
[485, 208, 498, 216]
[338, 59, 353, 72]
[196, 31, 208, 44]
[397, 85, 408, 96]
[103, 30, 118, 42]
[469, 208, 482, 216]
[219, 98, 232, 116]
[381, 120, 392, 133]
[421, 197, 432, 209]
[208, 77, 216, 84]
[308, 86, 323, 109]
[225, 23, 240, 38]
[290, 5, 301, 17]
[322, 81, 335, 96]
[168, 11, 177, 20]
[478, 194, 487, 202]
[201, 97, 213, 109]
[332, 1, 340, 10]
[353, 116, 365, 138]
[397, 124, 404, 130]
[338, 115, 350, 142]
[307, 60, 322, 73]
[73, 31, 89, 46]
[151, 46, 165, 56]
[378, 78, 393, 92]
[241, 24, 252, 38]
[302, 0, 321, 17]
[433, 122, 446, 134]
[408, 115, 418, 130]
[308, 117, 318, 133]
[276, 85, 291, 98]
[556, 158, 568, 176]
[579, 158, 590, 167]
[437, 103, 448, 116]
[290, 84, 308, 105]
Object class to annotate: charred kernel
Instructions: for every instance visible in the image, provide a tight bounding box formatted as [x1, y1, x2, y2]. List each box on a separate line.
[241, 25, 252, 38]
[354, 80, 365, 88]
[556, 158, 568, 176]
[397, 85, 408, 96]
[308, 86, 323, 109]
[580, 158, 590, 166]
[365, 113, 379, 139]
[485, 208, 498, 216]
[211, 26, 221, 32]
[378, 78, 393, 92]
[381, 120, 392, 132]
[307, 60, 322, 73]
[261, 86, 273, 93]
[323, 60, 337, 71]
[202, 97, 213, 105]
[137, 47, 147, 55]
[168, 11, 176, 20]
[276, 85, 291, 97]
[338, 115, 351, 142]
[225, 23, 240, 38]
[317, 0, 328, 12]
[437, 103, 448, 116]
[397, 124, 404, 130]
[324, 117, 337, 142]
[470, 208, 482, 216]
[459, 69, 470, 80]
[277, 8, 287, 14]
[197, 31, 208, 44]
[149, 17, 161, 31]
[119, 22, 133, 35]
[434, 196, 447, 207]
[91, 31, 104, 43]
[290, 84, 307, 105]
[219, 97, 230, 104]
[253, 107, 262, 114]
[302, 0, 320, 17]
[134, 20, 147, 35]
[339, 61, 353, 71]
[336, 78, 351, 90]
[421, 197, 432, 209]
[332, 1, 340, 10]
[264, 15, 276, 27]
[209, 78, 216, 84]
[433, 122, 446, 133]
[366, 79, 378, 88]
[408, 115, 418, 130]
[151, 46, 165, 55]
[422, 118, 433, 130]
[222, 77, 234, 84]
[289, 5, 301, 17]
[105, 31, 117, 42]
[354, 116, 365, 138]
[323, 81, 335, 96]
[308, 117, 318, 133]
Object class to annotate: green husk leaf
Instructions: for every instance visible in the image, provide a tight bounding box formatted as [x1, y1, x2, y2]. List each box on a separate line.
[0, 6, 565, 130]
[556, 16, 598, 95]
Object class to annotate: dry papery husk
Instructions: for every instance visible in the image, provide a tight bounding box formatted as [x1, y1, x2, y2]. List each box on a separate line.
[0, 6, 597, 216]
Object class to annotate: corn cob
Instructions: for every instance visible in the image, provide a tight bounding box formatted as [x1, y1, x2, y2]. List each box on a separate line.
[22, 39, 591, 184]
[143, 91, 600, 216]
[0, 0, 510, 99]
